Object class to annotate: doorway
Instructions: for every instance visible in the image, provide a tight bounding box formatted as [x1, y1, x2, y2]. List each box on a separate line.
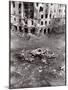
[44, 28, 46, 34]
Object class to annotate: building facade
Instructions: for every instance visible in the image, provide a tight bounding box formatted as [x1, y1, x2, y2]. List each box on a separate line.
[10, 1, 65, 35]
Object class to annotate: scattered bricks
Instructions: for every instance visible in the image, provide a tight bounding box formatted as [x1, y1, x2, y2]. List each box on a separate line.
[18, 47, 56, 66]
[45, 48, 56, 59]
[41, 59, 47, 64]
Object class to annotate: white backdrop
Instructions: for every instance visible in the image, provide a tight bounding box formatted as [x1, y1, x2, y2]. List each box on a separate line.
[0, 0, 68, 90]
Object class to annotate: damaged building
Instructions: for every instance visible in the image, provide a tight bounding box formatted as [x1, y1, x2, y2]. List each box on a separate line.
[10, 1, 65, 36]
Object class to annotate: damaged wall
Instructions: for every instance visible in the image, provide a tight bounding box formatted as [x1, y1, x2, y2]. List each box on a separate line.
[11, 1, 65, 35]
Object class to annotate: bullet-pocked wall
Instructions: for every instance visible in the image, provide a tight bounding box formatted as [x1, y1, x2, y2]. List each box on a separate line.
[10, 1, 65, 35]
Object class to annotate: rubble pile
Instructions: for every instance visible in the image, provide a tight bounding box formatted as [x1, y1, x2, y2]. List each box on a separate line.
[18, 48, 65, 75]
[30, 48, 56, 58]
[11, 47, 65, 88]
[18, 48, 56, 65]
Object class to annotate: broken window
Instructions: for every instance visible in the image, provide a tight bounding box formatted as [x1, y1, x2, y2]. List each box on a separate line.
[12, 1, 15, 8]
[41, 21, 43, 25]
[45, 14, 48, 18]
[41, 15, 43, 18]
[39, 7, 43, 12]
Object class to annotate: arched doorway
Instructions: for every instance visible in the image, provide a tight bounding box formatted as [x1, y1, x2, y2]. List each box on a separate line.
[48, 28, 50, 34]
[44, 28, 46, 34]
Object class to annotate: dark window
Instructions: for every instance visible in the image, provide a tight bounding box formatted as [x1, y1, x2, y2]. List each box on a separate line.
[39, 7, 43, 12]
[19, 18, 21, 22]
[41, 21, 43, 25]
[48, 28, 50, 33]
[19, 3, 21, 8]
[12, 1, 15, 8]
[19, 26, 22, 32]
[45, 14, 48, 18]
[23, 2, 28, 9]
[32, 20, 33, 25]
[36, 3, 38, 6]
[45, 21, 47, 25]
[14, 25, 17, 31]
[19, 10, 21, 14]
[44, 29, 46, 34]
[31, 28, 35, 34]
[59, 9, 61, 13]
[41, 15, 43, 18]
[14, 18, 16, 21]
[24, 27, 28, 33]
[50, 14, 51, 18]
[12, 1, 15, 7]
[25, 20, 27, 24]
[40, 29, 42, 33]
[51, 3, 53, 5]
